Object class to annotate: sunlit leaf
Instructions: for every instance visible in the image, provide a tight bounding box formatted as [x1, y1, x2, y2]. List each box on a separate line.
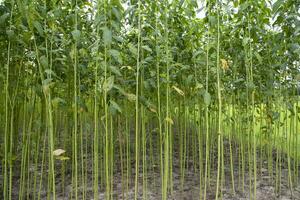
[126, 93, 136, 102]
[103, 76, 114, 91]
[195, 82, 204, 90]
[172, 86, 185, 96]
[142, 45, 152, 52]
[220, 59, 229, 71]
[149, 107, 157, 113]
[165, 117, 174, 125]
[53, 149, 66, 156]
[121, 66, 134, 71]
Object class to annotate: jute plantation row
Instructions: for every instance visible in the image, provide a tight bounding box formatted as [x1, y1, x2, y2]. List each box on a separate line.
[0, 0, 299, 199]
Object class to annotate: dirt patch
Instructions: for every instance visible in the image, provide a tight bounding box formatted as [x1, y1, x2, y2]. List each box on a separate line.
[4, 141, 300, 200]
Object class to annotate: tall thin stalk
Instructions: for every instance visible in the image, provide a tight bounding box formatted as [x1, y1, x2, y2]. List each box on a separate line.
[134, 0, 141, 199]
[72, 0, 79, 199]
[203, 2, 210, 198]
[3, 0, 16, 199]
[215, 0, 222, 199]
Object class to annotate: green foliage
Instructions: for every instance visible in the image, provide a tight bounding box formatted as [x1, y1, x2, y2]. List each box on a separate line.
[0, 0, 299, 199]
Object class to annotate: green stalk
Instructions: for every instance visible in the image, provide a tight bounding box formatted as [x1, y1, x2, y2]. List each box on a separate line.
[198, 101, 203, 200]
[229, 97, 235, 194]
[118, 117, 125, 199]
[32, 96, 40, 200]
[215, 0, 222, 198]
[110, 114, 114, 200]
[93, 0, 101, 198]
[287, 103, 293, 196]
[134, 0, 141, 199]
[125, 103, 131, 196]
[4, 0, 14, 199]
[23, 9, 58, 199]
[104, 1, 110, 198]
[162, 1, 170, 198]
[203, 9, 210, 198]
[247, 16, 256, 200]
[142, 104, 147, 200]
[18, 100, 27, 200]
[37, 124, 47, 200]
[78, 77, 86, 200]
[72, 0, 79, 198]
